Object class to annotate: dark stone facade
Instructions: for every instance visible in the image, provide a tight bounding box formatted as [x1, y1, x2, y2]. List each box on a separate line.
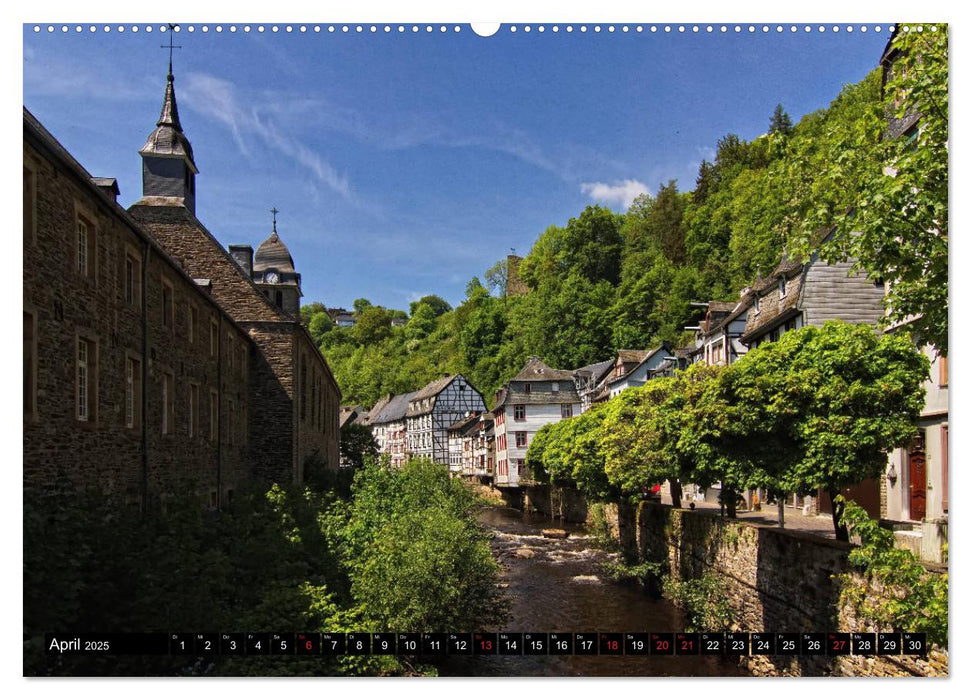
[24, 97, 340, 503]
[24, 114, 250, 505]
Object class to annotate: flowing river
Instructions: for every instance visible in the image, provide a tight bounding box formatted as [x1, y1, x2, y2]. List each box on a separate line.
[438, 505, 745, 677]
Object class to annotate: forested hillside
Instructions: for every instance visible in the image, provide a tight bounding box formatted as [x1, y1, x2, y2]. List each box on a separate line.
[304, 71, 884, 408]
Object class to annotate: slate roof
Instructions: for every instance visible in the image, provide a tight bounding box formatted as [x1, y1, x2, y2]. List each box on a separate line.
[607, 344, 671, 387]
[574, 358, 614, 384]
[512, 357, 576, 382]
[253, 231, 296, 273]
[368, 391, 417, 425]
[447, 412, 483, 435]
[706, 301, 737, 314]
[616, 349, 650, 366]
[138, 68, 198, 171]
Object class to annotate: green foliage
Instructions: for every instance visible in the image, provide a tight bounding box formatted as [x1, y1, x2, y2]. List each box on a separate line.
[530, 323, 928, 540]
[340, 459, 508, 632]
[819, 26, 948, 354]
[409, 295, 452, 318]
[838, 497, 948, 648]
[308, 310, 335, 345]
[338, 422, 380, 472]
[662, 572, 735, 632]
[26, 464, 505, 675]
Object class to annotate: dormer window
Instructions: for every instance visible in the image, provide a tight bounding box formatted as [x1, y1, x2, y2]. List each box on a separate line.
[779, 277, 787, 298]
[753, 295, 761, 313]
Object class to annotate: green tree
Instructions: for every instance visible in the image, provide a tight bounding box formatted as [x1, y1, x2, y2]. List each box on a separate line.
[823, 26, 948, 354]
[484, 259, 509, 297]
[308, 311, 335, 345]
[353, 306, 393, 345]
[340, 459, 507, 632]
[409, 295, 452, 318]
[353, 298, 373, 315]
[339, 422, 379, 471]
[769, 103, 794, 136]
[300, 301, 328, 328]
[600, 378, 685, 505]
[722, 322, 929, 539]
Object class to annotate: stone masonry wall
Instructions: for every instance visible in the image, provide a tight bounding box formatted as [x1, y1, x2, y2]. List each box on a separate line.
[636, 502, 947, 676]
[24, 136, 249, 505]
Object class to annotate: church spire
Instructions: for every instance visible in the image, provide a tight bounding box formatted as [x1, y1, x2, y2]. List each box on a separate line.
[137, 48, 199, 214]
[156, 64, 183, 131]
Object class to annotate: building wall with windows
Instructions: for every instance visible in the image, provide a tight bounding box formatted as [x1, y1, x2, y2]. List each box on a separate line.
[884, 347, 948, 562]
[23, 112, 250, 507]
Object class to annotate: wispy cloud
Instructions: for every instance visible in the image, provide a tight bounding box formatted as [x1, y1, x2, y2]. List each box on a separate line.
[181, 73, 352, 202]
[580, 179, 649, 209]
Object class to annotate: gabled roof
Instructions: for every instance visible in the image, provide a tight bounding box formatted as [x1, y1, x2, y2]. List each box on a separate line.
[412, 374, 460, 401]
[512, 357, 576, 382]
[447, 412, 482, 434]
[574, 358, 614, 383]
[369, 391, 417, 425]
[616, 349, 650, 366]
[607, 344, 671, 387]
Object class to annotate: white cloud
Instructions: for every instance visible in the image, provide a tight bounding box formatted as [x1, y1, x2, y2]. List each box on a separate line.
[579, 179, 649, 209]
[181, 73, 352, 202]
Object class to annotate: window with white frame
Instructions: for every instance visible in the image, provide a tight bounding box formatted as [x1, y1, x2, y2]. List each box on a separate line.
[76, 336, 97, 422]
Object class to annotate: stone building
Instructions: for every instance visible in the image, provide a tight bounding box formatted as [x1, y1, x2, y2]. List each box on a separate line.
[23, 62, 341, 504]
[24, 107, 250, 506]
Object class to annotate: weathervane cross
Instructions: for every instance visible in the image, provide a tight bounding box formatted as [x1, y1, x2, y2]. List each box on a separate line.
[161, 24, 182, 70]
[271, 207, 280, 232]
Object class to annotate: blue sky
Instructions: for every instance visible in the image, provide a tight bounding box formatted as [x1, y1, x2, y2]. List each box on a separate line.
[23, 23, 891, 311]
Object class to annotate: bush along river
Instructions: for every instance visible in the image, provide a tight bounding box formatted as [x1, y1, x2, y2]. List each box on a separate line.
[437, 505, 745, 677]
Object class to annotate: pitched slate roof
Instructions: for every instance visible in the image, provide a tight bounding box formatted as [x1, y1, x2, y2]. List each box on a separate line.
[512, 357, 576, 382]
[495, 359, 581, 408]
[574, 358, 614, 383]
[607, 344, 671, 387]
[447, 412, 483, 435]
[616, 349, 650, 366]
[369, 391, 417, 425]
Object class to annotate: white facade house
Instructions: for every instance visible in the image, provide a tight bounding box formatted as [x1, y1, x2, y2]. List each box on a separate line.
[366, 391, 416, 468]
[884, 344, 948, 563]
[493, 357, 582, 488]
[605, 344, 673, 398]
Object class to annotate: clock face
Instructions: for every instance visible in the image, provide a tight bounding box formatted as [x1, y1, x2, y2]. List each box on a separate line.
[266, 272, 280, 284]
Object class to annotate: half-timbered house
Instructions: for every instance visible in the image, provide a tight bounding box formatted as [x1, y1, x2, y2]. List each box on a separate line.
[406, 375, 486, 466]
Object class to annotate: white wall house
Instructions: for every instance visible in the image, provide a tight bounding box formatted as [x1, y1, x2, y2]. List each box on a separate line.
[493, 357, 581, 488]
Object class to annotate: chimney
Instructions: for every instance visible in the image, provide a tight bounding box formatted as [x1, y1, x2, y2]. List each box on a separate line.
[92, 177, 119, 203]
[229, 245, 254, 278]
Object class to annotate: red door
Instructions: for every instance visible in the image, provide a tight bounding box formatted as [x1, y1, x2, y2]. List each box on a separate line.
[908, 433, 927, 521]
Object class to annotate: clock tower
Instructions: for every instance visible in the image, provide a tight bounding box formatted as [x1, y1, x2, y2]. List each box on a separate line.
[248, 216, 302, 316]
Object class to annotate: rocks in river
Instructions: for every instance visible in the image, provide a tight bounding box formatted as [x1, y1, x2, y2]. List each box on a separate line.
[514, 547, 537, 559]
[542, 529, 569, 539]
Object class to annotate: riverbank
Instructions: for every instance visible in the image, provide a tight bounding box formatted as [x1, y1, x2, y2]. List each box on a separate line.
[435, 504, 745, 677]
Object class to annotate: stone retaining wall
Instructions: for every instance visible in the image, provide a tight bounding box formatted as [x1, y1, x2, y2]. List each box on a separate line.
[637, 502, 947, 677]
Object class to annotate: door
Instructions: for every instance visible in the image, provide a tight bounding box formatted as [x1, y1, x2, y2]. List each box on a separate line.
[908, 432, 927, 521]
